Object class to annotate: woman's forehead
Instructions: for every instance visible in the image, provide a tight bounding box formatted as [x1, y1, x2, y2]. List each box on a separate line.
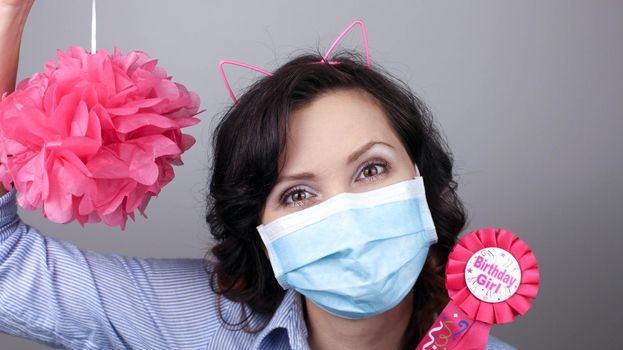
[280, 89, 404, 171]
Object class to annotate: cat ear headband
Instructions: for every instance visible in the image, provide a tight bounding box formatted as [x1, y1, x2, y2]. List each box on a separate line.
[218, 19, 371, 105]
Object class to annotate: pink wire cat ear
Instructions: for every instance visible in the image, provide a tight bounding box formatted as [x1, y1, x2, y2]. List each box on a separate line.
[219, 19, 370, 105]
[321, 19, 371, 67]
[218, 59, 273, 104]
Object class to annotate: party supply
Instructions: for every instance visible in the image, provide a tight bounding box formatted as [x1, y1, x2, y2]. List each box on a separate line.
[0, 2, 201, 230]
[219, 19, 370, 104]
[416, 228, 540, 349]
[257, 167, 438, 319]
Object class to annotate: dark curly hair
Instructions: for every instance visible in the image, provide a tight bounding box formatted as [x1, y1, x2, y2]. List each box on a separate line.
[204, 51, 467, 349]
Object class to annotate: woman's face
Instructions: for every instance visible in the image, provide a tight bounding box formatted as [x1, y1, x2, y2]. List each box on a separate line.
[260, 88, 418, 224]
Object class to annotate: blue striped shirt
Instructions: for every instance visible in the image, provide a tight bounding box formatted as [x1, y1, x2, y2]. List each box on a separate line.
[0, 187, 515, 349]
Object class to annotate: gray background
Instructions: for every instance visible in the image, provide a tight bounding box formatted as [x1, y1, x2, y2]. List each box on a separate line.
[2, 0, 621, 349]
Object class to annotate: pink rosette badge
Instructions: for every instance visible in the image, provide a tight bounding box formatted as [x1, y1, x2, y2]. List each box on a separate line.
[416, 228, 540, 350]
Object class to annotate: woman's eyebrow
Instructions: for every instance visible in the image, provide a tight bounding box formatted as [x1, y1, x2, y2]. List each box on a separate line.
[275, 141, 393, 186]
[276, 172, 316, 185]
[347, 140, 394, 164]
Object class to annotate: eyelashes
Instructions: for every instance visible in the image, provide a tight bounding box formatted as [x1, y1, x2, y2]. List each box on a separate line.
[279, 159, 390, 207]
[281, 186, 311, 207]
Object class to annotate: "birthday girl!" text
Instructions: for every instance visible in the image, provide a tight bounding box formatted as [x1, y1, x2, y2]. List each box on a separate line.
[473, 256, 517, 293]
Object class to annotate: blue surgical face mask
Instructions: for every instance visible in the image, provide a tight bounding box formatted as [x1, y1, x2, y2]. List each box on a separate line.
[256, 164, 437, 319]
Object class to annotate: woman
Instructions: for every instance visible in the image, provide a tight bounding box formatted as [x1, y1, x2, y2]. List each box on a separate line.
[0, 1, 514, 349]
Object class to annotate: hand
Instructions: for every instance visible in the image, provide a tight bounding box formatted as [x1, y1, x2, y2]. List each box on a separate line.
[0, 1, 33, 198]
[0, 0, 34, 22]
[0, 0, 33, 8]
[0, 0, 33, 30]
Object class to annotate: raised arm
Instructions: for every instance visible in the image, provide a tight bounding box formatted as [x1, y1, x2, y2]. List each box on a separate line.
[0, 189, 217, 349]
[0, 0, 34, 197]
[0, 6, 218, 348]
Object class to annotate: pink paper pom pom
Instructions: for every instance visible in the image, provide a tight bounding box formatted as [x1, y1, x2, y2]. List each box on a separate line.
[0, 46, 202, 230]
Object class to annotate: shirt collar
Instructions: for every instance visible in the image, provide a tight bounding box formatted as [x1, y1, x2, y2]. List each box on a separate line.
[252, 289, 309, 350]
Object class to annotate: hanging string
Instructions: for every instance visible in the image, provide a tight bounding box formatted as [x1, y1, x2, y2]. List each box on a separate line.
[91, 0, 97, 53]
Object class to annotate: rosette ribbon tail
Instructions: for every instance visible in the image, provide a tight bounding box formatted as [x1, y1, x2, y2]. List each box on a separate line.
[415, 301, 490, 350]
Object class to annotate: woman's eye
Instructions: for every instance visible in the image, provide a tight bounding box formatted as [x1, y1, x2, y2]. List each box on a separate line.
[356, 161, 388, 181]
[281, 187, 314, 207]
[280, 161, 388, 208]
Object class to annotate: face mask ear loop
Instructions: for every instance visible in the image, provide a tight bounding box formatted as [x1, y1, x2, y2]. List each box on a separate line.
[414, 163, 421, 178]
